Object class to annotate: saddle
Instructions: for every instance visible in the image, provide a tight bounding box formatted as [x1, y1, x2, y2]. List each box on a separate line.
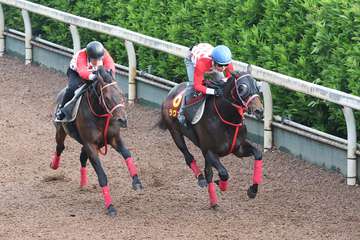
[54, 84, 89, 123]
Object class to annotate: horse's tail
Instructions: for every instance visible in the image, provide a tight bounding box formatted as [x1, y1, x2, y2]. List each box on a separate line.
[152, 105, 167, 131]
[157, 115, 167, 130]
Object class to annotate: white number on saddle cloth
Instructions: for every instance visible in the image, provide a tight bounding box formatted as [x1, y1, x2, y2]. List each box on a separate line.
[190, 43, 214, 65]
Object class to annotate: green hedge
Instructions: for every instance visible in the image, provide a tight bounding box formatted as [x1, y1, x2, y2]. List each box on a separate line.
[3, 0, 359, 138]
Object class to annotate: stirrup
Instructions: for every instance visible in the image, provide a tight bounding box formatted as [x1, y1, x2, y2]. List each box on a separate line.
[178, 114, 187, 127]
[55, 109, 65, 121]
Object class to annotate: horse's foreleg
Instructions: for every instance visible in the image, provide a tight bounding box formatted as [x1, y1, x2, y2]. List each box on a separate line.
[50, 125, 66, 170]
[204, 151, 229, 192]
[110, 135, 143, 191]
[203, 157, 218, 208]
[235, 140, 263, 199]
[83, 144, 116, 217]
[79, 147, 88, 188]
[169, 129, 207, 188]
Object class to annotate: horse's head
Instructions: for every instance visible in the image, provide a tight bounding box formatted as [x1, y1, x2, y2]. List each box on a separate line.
[226, 71, 264, 119]
[95, 66, 127, 127]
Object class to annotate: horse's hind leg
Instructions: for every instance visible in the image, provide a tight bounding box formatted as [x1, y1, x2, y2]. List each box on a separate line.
[110, 134, 143, 191]
[83, 143, 117, 217]
[50, 124, 66, 170]
[235, 140, 263, 199]
[79, 147, 88, 188]
[169, 129, 207, 188]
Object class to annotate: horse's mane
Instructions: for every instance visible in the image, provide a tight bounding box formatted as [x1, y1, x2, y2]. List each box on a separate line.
[97, 66, 113, 83]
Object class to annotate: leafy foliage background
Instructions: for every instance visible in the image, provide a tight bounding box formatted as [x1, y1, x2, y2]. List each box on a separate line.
[3, 0, 359, 138]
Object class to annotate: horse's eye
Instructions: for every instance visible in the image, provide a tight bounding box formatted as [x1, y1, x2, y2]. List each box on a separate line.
[238, 84, 248, 96]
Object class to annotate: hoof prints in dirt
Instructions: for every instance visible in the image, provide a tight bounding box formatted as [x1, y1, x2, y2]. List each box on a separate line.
[42, 174, 71, 183]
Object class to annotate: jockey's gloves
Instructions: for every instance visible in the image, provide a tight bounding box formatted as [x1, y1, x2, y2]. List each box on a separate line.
[89, 73, 97, 81]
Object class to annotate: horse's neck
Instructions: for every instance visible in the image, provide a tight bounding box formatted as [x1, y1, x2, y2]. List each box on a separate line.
[215, 97, 243, 124]
[222, 79, 243, 121]
[87, 86, 106, 115]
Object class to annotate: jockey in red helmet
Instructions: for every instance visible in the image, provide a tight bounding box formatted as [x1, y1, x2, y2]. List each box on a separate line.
[56, 41, 116, 120]
[178, 43, 234, 126]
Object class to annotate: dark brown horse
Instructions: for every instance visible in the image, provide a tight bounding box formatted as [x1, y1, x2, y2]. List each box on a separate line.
[50, 66, 142, 216]
[159, 71, 264, 208]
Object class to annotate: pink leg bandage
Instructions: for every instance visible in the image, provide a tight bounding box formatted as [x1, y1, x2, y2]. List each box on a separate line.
[80, 167, 88, 187]
[125, 157, 137, 177]
[253, 160, 263, 184]
[50, 153, 60, 170]
[102, 186, 112, 208]
[219, 180, 228, 191]
[208, 182, 218, 206]
[190, 160, 201, 177]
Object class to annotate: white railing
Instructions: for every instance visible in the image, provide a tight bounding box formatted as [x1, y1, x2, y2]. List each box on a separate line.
[0, 0, 359, 184]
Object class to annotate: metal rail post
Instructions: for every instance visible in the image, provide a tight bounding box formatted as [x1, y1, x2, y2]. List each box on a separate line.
[342, 107, 357, 185]
[262, 82, 273, 152]
[0, 4, 4, 56]
[21, 9, 32, 64]
[69, 24, 80, 53]
[125, 40, 136, 103]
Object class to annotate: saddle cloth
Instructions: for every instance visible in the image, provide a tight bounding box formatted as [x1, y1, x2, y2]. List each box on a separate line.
[54, 84, 87, 123]
[182, 84, 206, 125]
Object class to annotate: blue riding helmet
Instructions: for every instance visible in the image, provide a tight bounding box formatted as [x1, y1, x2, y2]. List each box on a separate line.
[211, 45, 232, 65]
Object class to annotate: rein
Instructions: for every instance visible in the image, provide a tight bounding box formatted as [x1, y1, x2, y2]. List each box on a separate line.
[213, 97, 244, 155]
[86, 81, 124, 155]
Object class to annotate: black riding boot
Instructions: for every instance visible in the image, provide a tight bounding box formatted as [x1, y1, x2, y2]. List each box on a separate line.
[177, 96, 188, 127]
[56, 88, 75, 120]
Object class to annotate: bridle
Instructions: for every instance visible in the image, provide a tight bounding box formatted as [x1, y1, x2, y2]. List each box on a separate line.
[99, 81, 125, 116]
[86, 80, 125, 155]
[213, 73, 260, 154]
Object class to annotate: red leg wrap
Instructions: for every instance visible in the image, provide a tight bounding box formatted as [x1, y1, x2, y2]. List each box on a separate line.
[80, 167, 88, 187]
[50, 153, 60, 170]
[219, 180, 228, 191]
[253, 160, 263, 184]
[190, 160, 201, 177]
[208, 182, 218, 206]
[102, 186, 112, 208]
[125, 157, 137, 177]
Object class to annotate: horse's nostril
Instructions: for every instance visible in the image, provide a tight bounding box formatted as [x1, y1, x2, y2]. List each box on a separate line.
[118, 119, 127, 127]
[254, 109, 264, 119]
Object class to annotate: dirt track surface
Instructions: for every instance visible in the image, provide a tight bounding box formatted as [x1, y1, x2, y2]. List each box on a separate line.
[0, 55, 359, 240]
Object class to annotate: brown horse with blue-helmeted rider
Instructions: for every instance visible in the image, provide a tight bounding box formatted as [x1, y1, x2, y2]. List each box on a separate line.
[160, 43, 264, 208]
[51, 41, 143, 216]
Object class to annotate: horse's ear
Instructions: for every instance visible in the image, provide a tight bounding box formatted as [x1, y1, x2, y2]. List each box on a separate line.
[231, 70, 241, 80]
[95, 69, 104, 83]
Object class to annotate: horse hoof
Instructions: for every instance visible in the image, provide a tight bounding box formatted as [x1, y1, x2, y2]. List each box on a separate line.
[197, 178, 208, 188]
[210, 204, 219, 210]
[107, 204, 117, 217]
[50, 155, 60, 170]
[50, 162, 59, 170]
[132, 176, 144, 191]
[247, 186, 258, 199]
[132, 183, 143, 191]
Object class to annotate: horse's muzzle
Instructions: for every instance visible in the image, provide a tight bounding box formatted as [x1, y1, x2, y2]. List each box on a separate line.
[117, 119, 127, 128]
[254, 109, 264, 120]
